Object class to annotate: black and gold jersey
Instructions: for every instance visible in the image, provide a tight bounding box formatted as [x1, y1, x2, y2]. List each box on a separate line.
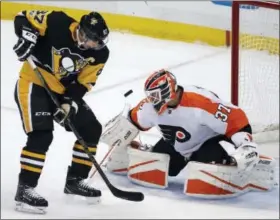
[14, 10, 109, 96]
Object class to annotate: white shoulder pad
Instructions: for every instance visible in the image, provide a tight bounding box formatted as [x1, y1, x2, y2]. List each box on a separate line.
[184, 160, 276, 199]
[127, 146, 170, 189]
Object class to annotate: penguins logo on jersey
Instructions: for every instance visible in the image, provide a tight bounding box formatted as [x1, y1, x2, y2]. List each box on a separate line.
[51, 47, 95, 79]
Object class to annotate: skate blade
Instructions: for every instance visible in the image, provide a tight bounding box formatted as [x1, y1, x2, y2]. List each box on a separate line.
[15, 202, 47, 214]
[64, 194, 101, 205]
[86, 196, 101, 205]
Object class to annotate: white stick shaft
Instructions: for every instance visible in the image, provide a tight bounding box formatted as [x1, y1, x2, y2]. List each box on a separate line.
[27, 57, 37, 69]
[89, 144, 117, 178]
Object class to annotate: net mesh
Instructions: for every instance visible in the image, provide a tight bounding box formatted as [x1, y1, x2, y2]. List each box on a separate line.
[238, 3, 279, 140]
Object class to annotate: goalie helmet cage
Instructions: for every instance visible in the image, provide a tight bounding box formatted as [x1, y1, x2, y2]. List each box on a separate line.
[231, 1, 280, 142]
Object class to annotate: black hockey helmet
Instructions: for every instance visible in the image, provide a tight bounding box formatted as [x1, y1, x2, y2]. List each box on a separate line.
[77, 12, 109, 50]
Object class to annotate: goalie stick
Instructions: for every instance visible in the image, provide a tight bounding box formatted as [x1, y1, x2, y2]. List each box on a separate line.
[88, 89, 133, 179]
[27, 57, 144, 202]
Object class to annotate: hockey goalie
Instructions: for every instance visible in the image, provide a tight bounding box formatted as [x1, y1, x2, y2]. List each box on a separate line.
[100, 69, 278, 198]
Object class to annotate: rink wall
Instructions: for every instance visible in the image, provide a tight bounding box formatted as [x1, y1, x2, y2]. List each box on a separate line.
[0, 1, 231, 46]
[1, 1, 279, 51]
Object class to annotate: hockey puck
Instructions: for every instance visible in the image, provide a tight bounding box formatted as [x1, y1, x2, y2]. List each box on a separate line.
[124, 89, 133, 97]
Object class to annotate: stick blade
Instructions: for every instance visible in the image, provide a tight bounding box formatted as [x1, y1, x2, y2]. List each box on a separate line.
[111, 185, 144, 202]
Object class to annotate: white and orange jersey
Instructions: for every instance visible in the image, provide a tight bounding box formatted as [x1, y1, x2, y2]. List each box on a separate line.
[129, 85, 249, 157]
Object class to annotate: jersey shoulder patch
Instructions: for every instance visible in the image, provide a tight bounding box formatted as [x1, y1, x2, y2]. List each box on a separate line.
[86, 45, 110, 65]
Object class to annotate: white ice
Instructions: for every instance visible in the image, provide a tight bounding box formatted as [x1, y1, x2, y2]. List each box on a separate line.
[1, 20, 279, 219]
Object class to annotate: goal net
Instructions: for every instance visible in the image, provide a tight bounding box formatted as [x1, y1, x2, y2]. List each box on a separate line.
[231, 1, 279, 142]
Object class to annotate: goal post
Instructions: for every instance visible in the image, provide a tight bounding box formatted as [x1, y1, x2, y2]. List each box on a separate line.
[231, 1, 279, 142]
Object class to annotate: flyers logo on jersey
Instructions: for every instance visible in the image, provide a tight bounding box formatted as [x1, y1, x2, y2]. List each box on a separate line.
[51, 47, 95, 79]
[159, 125, 191, 145]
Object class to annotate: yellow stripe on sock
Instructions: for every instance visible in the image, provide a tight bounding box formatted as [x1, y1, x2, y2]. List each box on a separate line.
[74, 144, 96, 153]
[72, 158, 93, 167]
[22, 150, 46, 160]
[21, 164, 42, 173]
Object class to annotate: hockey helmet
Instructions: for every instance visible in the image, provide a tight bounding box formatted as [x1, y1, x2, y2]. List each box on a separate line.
[77, 12, 109, 50]
[144, 69, 178, 114]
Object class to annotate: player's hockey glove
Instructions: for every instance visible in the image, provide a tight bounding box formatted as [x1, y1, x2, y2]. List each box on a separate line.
[13, 26, 39, 61]
[54, 96, 78, 127]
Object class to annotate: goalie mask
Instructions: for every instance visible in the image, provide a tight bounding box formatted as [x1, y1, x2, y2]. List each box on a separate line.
[144, 69, 177, 115]
[77, 12, 109, 50]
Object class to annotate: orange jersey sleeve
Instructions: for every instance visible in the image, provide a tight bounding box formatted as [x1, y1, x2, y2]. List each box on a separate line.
[181, 91, 249, 138]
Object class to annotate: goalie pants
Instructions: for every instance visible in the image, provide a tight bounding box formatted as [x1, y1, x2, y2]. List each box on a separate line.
[14, 79, 102, 187]
[152, 125, 252, 177]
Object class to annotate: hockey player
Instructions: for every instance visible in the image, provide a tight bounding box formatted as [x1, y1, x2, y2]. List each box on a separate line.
[101, 69, 277, 198]
[13, 10, 109, 213]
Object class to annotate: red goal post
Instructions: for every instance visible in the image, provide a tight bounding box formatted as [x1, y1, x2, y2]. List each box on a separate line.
[231, 1, 279, 141]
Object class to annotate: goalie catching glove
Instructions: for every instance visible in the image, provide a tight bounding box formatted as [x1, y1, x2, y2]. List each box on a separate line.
[225, 132, 259, 171]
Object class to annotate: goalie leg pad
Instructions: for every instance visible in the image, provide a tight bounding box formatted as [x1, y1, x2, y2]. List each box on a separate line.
[184, 161, 275, 199]
[252, 155, 278, 189]
[106, 144, 129, 175]
[127, 147, 170, 189]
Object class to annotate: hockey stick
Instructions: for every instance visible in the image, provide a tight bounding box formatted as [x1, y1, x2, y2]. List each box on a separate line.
[89, 90, 133, 179]
[27, 57, 144, 202]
